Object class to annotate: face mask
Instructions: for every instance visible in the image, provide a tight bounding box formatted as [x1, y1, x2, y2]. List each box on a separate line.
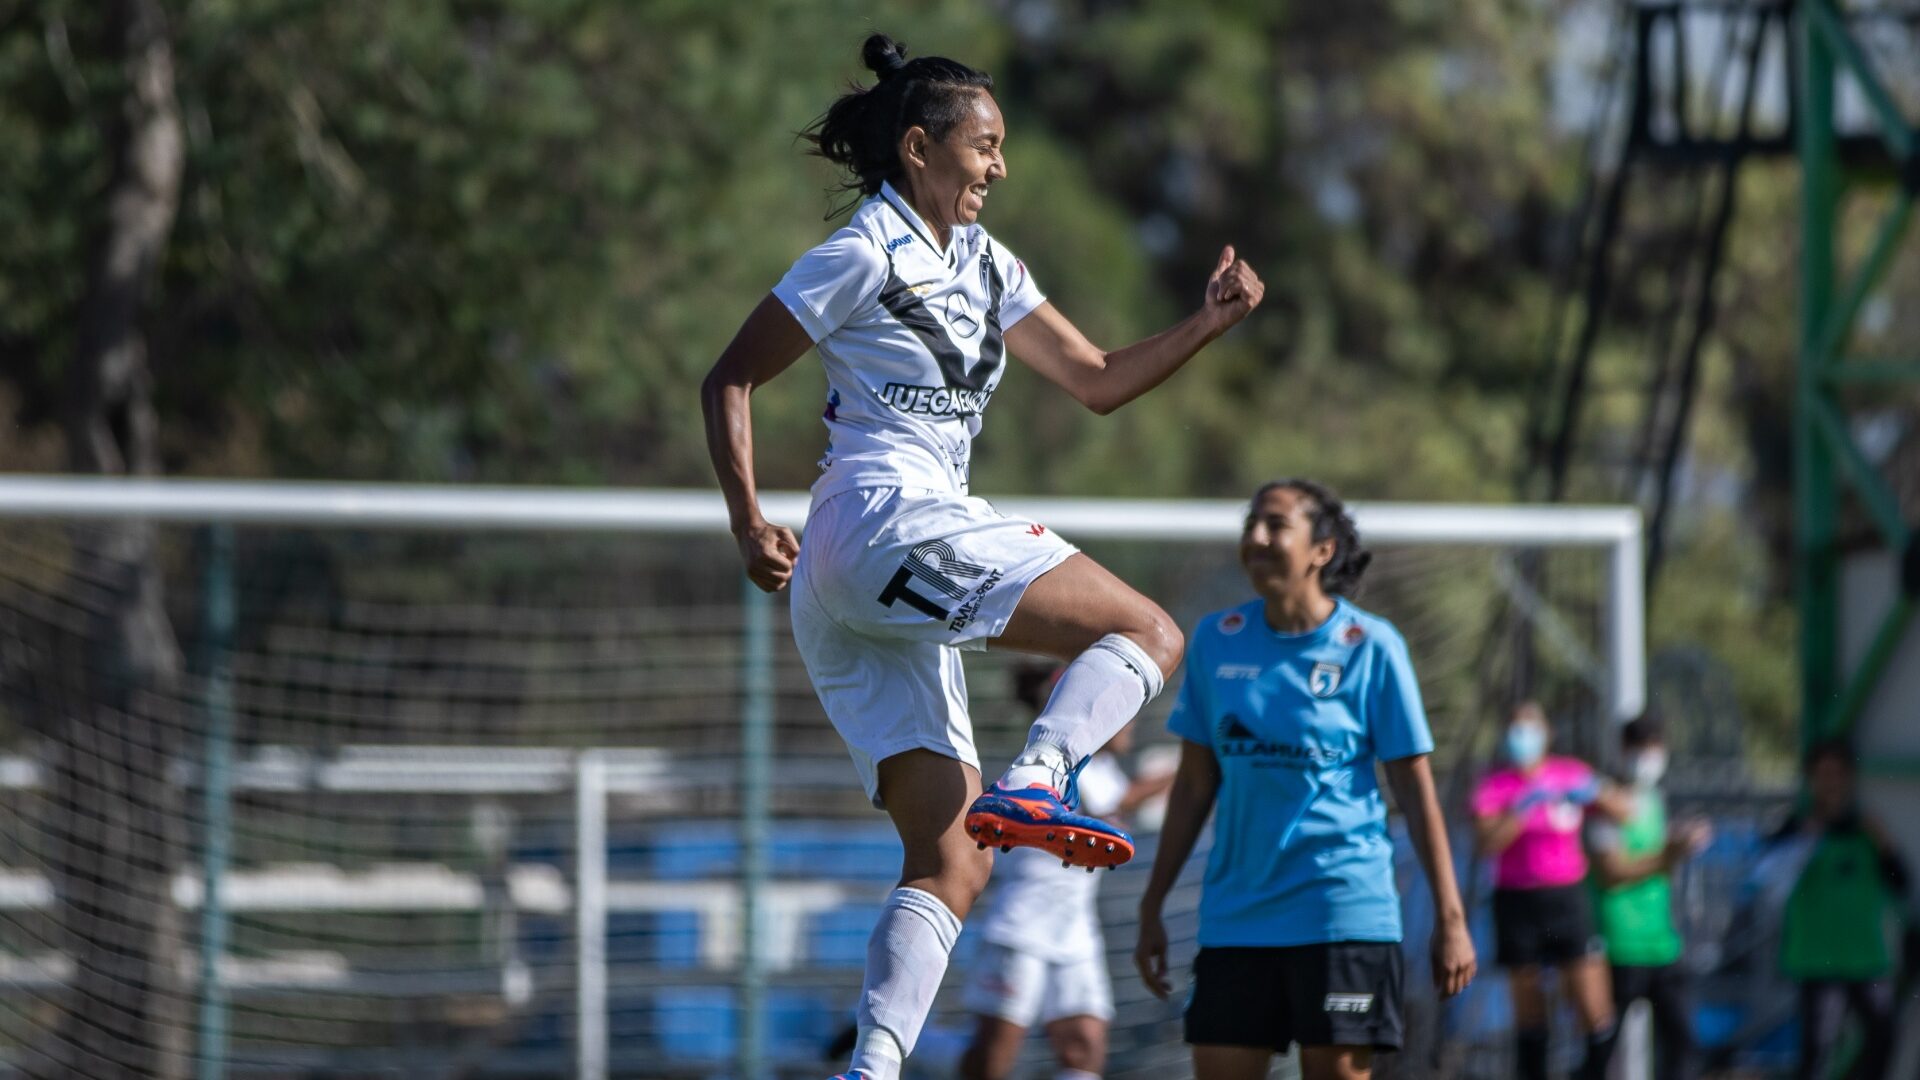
[1629, 748, 1668, 787]
[1505, 725, 1547, 767]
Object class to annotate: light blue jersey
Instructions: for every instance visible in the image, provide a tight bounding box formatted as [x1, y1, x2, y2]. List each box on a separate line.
[1168, 597, 1433, 947]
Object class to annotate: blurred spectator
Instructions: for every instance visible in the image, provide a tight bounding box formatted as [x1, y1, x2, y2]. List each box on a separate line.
[1471, 702, 1630, 1080]
[1586, 714, 1711, 1080]
[1768, 739, 1908, 1080]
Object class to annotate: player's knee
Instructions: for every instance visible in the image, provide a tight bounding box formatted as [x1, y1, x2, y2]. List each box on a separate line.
[1049, 1023, 1104, 1070]
[1126, 602, 1183, 681]
[908, 849, 991, 912]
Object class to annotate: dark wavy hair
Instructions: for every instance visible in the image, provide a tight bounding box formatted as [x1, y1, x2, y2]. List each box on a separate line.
[1246, 478, 1373, 597]
[801, 33, 995, 218]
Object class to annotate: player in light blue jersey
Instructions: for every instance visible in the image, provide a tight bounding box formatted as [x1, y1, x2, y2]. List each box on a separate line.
[1134, 479, 1476, 1080]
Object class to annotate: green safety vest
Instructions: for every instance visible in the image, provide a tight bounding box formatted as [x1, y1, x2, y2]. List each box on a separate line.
[1781, 826, 1894, 981]
[1591, 789, 1683, 967]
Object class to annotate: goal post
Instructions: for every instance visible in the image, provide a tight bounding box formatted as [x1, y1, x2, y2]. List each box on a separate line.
[0, 475, 1642, 1079]
[0, 475, 1645, 725]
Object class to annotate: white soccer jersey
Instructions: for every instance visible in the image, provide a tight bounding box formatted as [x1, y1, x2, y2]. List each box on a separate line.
[975, 754, 1129, 964]
[772, 181, 1046, 500]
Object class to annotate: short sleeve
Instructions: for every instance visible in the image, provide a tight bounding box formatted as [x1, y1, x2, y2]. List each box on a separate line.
[772, 229, 887, 342]
[989, 237, 1046, 329]
[1166, 638, 1210, 747]
[1369, 627, 1434, 761]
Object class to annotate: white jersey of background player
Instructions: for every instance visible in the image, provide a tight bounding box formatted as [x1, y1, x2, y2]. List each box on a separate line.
[701, 32, 1264, 1080]
[962, 750, 1130, 1080]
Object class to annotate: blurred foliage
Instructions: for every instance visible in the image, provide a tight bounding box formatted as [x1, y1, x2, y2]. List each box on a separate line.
[3, 0, 1865, 756]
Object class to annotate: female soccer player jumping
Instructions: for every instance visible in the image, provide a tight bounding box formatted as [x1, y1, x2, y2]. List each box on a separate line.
[700, 33, 1263, 1080]
[1134, 480, 1476, 1080]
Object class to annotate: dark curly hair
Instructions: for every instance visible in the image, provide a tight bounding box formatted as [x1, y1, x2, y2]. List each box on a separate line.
[800, 33, 995, 218]
[1246, 478, 1373, 597]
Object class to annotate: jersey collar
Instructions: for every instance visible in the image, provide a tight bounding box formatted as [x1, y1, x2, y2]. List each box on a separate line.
[880, 181, 958, 268]
[1259, 596, 1347, 643]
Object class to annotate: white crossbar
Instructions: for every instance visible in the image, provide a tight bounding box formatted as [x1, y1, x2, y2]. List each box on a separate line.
[0, 474, 1644, 718]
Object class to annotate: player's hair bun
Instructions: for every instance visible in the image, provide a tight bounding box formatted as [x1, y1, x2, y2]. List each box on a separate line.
[863, 33, 910, 80]
[804, 34, 993, 216]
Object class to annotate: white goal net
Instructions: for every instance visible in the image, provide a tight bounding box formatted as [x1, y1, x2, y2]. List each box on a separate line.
[0, 477, 1640, 1080]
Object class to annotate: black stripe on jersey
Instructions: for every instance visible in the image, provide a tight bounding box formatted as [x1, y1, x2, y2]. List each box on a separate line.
[878, 258, 1003, 396]
[978, 248, 1007, 375]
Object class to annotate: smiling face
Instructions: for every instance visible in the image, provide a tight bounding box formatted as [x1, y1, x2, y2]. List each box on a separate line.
[900, 91, 1006, 235]
[1239, 485, 1335, 606]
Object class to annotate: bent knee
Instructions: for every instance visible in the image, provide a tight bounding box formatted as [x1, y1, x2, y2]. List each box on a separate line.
[1048, 1024, 1105, 1070]
[1124, 603, 1183, 681]
[902, 848, 992, 916]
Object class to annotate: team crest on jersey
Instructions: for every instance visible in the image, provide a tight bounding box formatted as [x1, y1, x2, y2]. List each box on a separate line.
[1341, 622, 1366, 645]
[1309, 662, 1343, 697]
[1219, 612, 1246, 635]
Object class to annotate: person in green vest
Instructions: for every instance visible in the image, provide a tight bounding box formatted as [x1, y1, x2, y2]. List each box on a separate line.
[1772, 739, 1909, 1080]
[1586, 715, 1711, 1080]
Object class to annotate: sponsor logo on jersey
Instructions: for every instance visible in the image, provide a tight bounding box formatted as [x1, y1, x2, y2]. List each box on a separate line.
[1342, 622, 1366, 646]
[1310, 661, 1344, 697]
[1215, 663, 1263, 680]
[1324, 992, 1374, 1014]
[946, 294, 981, 338]
[1219, 612, 1247, 635]
[885, 233, 915, 253]
[876, 382, 994, 417]
[1217, 713, 1344, 766]
[1220, 715, 1258, 740]
[1026, 524, 1046, 537]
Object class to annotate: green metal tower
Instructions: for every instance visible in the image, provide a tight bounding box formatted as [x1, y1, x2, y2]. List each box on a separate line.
[1796, 0, 1919, 752]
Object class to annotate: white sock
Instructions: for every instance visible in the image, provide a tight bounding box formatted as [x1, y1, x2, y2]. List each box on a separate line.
[850, 1027, 902, 1080]
[850, 887, 962, 1079]
[1003, 634, 1163, 791]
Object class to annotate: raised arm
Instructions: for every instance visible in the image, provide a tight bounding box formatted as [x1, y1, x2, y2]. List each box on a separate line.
[1004, 245, 1264, 416]
[700, 294, 814, 592]
[1385, 755, 1478, 997]
[1134, 739, 1221, 999]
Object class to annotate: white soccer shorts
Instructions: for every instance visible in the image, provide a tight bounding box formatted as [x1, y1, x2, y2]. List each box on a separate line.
[789, 485, 1078, 807]
[961, 942, 1115, 1026]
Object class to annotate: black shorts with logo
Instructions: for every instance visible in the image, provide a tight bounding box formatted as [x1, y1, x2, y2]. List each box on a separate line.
[1492, 884, 1603, 967]
[1184, 942, 1405, 1052]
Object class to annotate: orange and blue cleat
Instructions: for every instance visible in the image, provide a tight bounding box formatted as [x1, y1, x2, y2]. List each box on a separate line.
[964, 758, 1134, 870]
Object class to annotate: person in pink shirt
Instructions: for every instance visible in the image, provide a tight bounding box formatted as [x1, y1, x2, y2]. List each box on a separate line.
[1471, 702, 1630, 1080]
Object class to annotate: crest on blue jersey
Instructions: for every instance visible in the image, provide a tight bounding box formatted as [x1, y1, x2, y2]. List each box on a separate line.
[1309, 662, 1343, 697]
